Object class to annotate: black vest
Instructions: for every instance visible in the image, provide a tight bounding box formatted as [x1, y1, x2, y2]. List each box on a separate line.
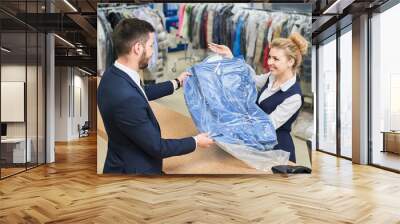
[256, 76, 303, 132]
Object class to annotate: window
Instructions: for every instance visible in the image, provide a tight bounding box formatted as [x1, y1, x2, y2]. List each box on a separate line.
[317, 36, 337, 154]
[0, 0, 47, 179]
[339, 27, 352, 158]
[370, 3, 400, 171]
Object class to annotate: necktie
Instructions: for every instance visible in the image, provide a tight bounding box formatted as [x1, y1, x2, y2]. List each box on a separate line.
[140, 79, 145, 89]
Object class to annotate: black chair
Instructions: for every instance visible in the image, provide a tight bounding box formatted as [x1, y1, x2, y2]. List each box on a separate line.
[78, 121, 90, 138]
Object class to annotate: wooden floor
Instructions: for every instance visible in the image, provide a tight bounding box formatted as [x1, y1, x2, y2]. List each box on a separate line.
[1, 163, 45, 178]
[372, 150, 400, 171]
[1, 167, 26, 178]
[1, 135, 400, 223]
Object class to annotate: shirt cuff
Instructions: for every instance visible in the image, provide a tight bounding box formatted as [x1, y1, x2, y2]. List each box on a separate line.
[269, 116, 278, 130]
[171, 80, 178, 91]
[193, 136, 198, 148]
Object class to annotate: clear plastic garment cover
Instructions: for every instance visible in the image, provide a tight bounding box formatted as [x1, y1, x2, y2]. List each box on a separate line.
[184, 55, 289, 171]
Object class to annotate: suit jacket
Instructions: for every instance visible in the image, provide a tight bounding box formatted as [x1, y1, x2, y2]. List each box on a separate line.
[97, 65, 196, 174]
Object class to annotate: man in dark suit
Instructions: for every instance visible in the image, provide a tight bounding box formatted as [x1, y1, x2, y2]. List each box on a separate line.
[98, 18, 214, 174]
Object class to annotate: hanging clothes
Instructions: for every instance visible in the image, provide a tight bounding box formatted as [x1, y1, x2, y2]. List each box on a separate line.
[177, 4, 312, 78]
[97, 4, 168, 80]
[182, 4, 190, 37]
[254, 18, 267, 67]
[206, 6, 214, 45]
[106, 12, 123, 29]
[240, 13, 248, 59]
[261, 18, 273, 73]
[262, 43, 270, 73]
[220, 5, 234, 46]
[245, 13, 259, 64]
[98, 10, 116, 72]
[200, 8, 208, 48]
[177, 4, 186, 36]
[97, 16, 107, 74]
[232, 16, 244, 57]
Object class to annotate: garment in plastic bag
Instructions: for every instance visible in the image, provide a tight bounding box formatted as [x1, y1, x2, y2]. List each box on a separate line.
[184, 55, 289, 170]
[184, 55, 278, 151]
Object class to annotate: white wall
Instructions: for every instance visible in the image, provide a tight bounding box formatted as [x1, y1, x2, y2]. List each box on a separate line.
[54, 67, 89, 141]
[1, 65, 26, 141]
[1, 63, 46, 164]
[1, 66, 26, 136]
[55, 66, 69, 141]
[72, 71, 89, 138]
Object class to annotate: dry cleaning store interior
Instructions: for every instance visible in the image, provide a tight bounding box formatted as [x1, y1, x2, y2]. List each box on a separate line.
[1, 0, 400, 179]
[96, 2, 314, 173]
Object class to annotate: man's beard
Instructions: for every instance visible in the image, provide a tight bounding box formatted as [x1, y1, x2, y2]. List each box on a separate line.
[139, 52, 150, 70]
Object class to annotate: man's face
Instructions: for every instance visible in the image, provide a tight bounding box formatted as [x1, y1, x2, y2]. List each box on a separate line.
[138, 32, 154, 70]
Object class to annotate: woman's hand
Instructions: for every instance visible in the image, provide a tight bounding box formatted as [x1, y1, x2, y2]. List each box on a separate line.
[176, 71, 192, 86]
[208, 43, 234, 59]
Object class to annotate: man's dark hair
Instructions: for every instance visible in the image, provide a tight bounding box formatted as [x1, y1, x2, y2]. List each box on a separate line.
[112, 18, 155, 57]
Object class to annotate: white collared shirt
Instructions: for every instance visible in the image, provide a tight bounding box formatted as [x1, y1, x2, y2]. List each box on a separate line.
[114, 61, 148, 100]
[252, 72, 302, 130]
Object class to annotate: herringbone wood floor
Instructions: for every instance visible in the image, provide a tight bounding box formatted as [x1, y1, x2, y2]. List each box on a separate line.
[1, 135, 400, 223]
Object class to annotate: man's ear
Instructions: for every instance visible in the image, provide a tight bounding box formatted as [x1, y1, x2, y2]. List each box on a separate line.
[131, 42, 142, 56]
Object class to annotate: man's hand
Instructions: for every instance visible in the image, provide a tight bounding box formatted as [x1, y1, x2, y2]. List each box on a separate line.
[194, 133, 214, 148]
[208, 43, 234, 59]
[176, 71, 192, 87]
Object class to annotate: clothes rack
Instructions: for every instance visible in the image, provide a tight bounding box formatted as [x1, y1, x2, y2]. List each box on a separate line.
[242, 7, 312, 16]
[97, 3, 168, 81]
[177, 3, 312, 99]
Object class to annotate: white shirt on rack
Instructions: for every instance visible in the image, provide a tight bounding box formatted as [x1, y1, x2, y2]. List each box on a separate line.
[253, 72, 302, 130]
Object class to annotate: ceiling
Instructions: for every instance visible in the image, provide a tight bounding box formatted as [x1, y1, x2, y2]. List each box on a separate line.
[0, 0, 397, 74]
[311, 0, 391, 43]
[0, 0, 97, 74]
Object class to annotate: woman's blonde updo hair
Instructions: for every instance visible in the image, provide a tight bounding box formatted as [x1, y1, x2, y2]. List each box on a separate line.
[270, 32, 309, 73]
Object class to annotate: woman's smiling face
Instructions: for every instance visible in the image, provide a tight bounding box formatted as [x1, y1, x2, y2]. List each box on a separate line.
[268, 47, 294, 77]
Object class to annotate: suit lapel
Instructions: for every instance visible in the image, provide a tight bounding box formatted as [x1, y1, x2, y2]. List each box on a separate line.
[111, 65, 148, 102]
[111, 65, 161, 132]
